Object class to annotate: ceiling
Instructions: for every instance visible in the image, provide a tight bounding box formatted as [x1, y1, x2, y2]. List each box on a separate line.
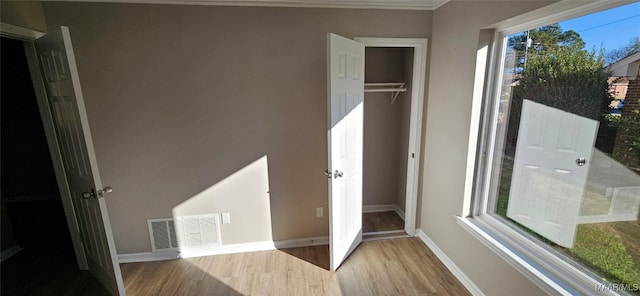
[42, 0, 450, 10]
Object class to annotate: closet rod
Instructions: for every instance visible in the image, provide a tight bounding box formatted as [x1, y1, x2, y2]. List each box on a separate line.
[364, 82, 406, 104]
[364, 83, 405, 87]
[364, 88, 407, 93]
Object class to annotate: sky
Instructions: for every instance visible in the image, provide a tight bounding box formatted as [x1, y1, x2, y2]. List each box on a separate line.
[558, 1, 640, 52]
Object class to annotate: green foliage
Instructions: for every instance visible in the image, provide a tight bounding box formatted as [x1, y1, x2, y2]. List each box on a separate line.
[495, 157, 513, 217]
[615, 101, 640, 163]
[509, 24, 585, 52]
[505, 45, 611, 156]
[570, 224, 640, 289]
[514, 46, 610, 119]
[508, 23, 586, 71]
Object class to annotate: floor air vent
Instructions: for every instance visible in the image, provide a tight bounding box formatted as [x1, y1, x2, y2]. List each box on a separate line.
[148, 214, 222, 252]
[148, 218, 178, 251]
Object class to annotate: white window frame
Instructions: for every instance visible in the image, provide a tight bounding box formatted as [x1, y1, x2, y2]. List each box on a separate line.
[458, 1, 638, 295]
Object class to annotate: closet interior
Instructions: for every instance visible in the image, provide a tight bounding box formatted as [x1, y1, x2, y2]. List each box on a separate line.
[363, 47, 414, 235]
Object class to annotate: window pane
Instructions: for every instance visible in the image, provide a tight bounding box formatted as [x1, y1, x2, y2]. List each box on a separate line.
[486, 3, 640, 293]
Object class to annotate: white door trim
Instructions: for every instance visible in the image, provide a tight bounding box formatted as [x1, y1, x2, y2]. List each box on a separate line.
[354, 37, 428, 236]
[1, 23, 89, 270]
[0, 22, 45, 40]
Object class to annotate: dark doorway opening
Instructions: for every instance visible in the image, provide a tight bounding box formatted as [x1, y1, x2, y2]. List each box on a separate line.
[1, 36, 107, 296]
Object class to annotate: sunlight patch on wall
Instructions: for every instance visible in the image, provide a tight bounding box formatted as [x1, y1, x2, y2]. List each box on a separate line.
[172, 155, 273, 246]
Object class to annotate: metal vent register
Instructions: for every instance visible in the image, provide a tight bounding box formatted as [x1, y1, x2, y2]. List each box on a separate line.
[147, 214, 221, 252]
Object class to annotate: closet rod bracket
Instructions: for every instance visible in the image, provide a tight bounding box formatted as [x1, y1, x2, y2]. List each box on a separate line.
[364, 83, 406, 104]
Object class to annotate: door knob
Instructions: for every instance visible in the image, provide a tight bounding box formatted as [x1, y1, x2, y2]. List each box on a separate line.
[82, 188, 96, 199]
[324, 169, 332, 178]
[334, 170, 344, 178]
[97, 186, 113, 198]
[576, 157, 586, 166]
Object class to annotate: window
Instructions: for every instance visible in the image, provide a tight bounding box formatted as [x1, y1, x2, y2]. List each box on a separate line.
[467, 2, 640, 295]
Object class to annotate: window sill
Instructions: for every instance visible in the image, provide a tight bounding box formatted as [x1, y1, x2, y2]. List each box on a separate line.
[456, 215, 626, 296]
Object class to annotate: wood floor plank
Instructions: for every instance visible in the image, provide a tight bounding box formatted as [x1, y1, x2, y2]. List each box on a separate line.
[363, 211, 405, 233]
[120, 238, 470, 296]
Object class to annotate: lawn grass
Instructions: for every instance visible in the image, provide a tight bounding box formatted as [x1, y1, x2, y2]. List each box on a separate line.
[570, 224, 640, 289]
[494, 157, 640, 293]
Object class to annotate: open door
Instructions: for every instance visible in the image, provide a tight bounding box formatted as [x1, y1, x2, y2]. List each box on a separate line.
[507, 100, 598, 248]
[327, 33, 364, 271]
[35, 26, 125, 295]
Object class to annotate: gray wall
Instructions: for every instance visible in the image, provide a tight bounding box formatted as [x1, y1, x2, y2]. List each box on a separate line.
[363, 47, 412, 208]
[8, 1, 573, 293]
[0, 1, 47, 32]
[420, 1, 554, 295]
[41, 2, 432, 254]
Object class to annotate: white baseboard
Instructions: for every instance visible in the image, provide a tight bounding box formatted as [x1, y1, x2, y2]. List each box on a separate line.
[118, 251, 179, 263]
[415, 229, 484, 296]
[364, 229, 406, 236]
[118, 236, 331, 263]
[274, 236, 329, 249]
[363, 234, 410, 242]
[179, 240, 276, 259]
[363, 204, 405, 221]
[396, 207, 406, 221]
[1, 245, 23, 262]
[363, 204, 397, 213]
[120, 206, 409, 263]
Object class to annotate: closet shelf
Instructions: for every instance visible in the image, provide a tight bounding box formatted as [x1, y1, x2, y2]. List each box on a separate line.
[364, 83, 406, 104]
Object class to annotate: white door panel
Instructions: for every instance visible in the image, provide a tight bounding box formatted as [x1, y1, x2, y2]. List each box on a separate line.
[36, 27, 125, 295]
[327, 33, 364, 271]
[507, 100, 598, 248]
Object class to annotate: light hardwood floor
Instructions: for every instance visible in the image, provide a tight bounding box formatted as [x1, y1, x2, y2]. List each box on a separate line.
[363, 210, 405, 233]
[120, 238, 470, 296]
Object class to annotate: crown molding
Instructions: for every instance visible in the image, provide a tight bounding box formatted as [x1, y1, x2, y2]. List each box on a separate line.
[432, 0, 448, 10]
[41, 0, 450, 10]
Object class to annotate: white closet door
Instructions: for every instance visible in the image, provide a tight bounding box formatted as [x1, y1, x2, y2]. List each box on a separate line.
[327, 33, 365, 271]
[507, 100, 598, 248]
[35, 26, 126, 295]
